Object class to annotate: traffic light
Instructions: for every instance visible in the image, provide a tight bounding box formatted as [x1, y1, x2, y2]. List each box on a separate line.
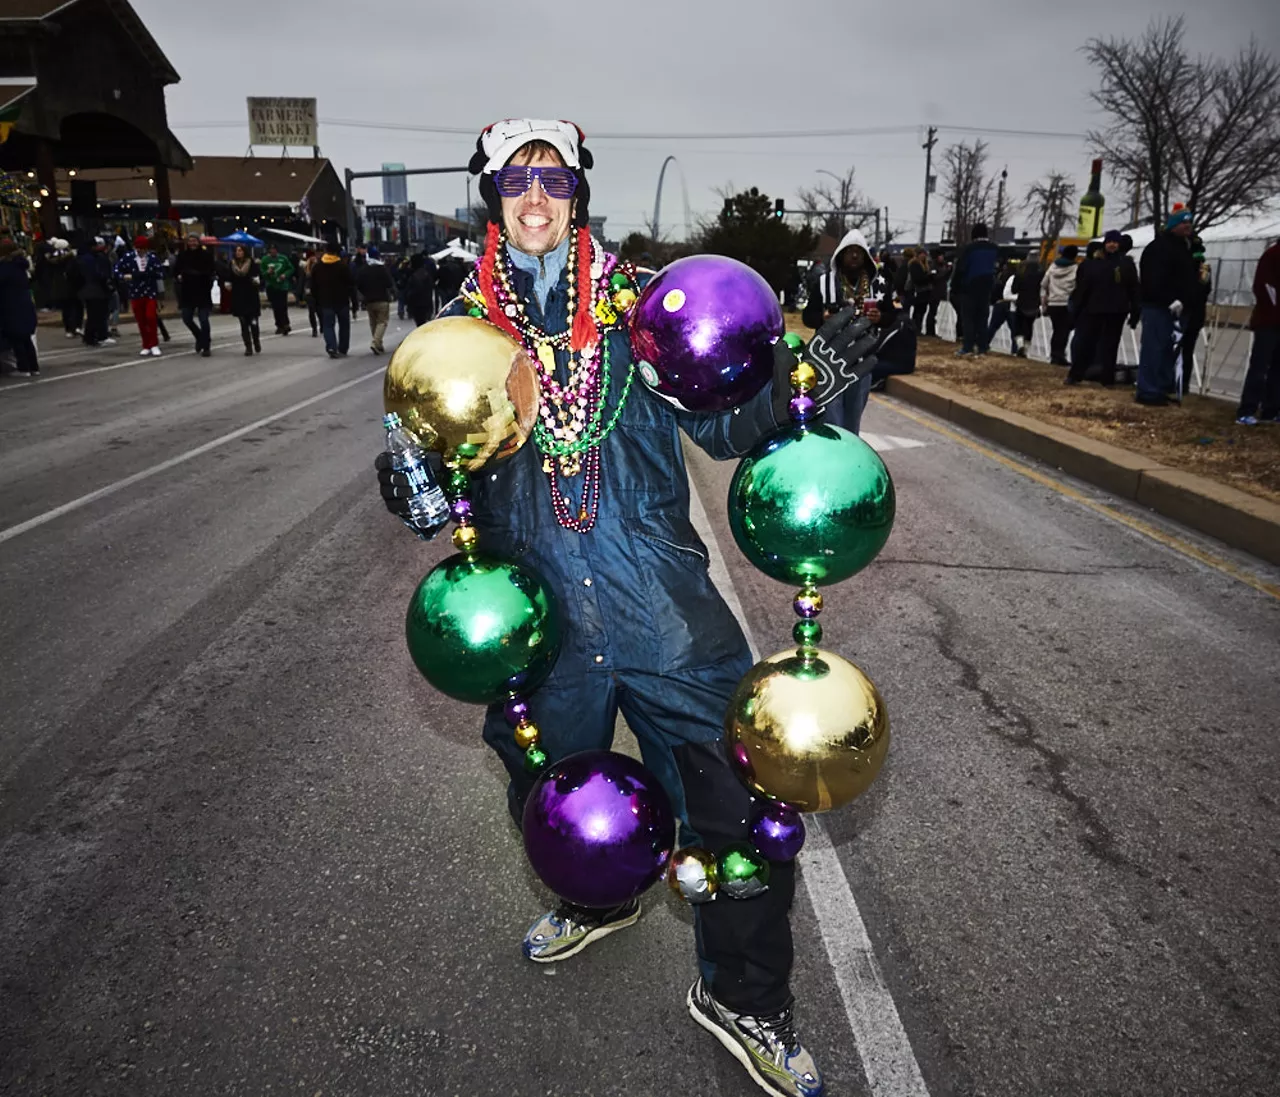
[723, 197, 735, 218]
[774, 198, 785, 219]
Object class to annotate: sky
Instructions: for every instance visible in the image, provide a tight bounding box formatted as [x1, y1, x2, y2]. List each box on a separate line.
[133, 0, 1279, 245]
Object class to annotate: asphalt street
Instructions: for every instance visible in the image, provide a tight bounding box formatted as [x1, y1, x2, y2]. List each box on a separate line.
[1, 310, 1278, 1097]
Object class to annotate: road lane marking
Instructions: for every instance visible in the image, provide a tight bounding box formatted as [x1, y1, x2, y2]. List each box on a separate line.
[686, 480, 932, 1097]
[875, 397, 1280, 603]
[861, 432, 928, 452]
[1, 334, 283, 391]
[0, 367, 383, 546]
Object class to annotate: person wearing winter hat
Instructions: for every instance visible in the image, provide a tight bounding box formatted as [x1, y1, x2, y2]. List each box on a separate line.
[113, 235, 165, 356]
[1041, 244, 1079, 365]
[1136, 204, 1198, 405]
[353, 244, 396, 354]
[1065, 229, 1139, 387]
[374, 118, 880, 1097]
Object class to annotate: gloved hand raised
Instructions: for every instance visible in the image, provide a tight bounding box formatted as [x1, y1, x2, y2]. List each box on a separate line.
[374, 449, 450, 540]
[771, 307, 879, 420]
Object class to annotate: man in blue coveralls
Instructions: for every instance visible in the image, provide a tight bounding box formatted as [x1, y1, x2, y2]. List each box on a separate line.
[377, 119, 879, 1097]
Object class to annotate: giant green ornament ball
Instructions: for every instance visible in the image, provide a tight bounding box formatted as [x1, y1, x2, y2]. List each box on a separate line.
[728, 422, 895, 586]
[405, 553, 561, 705]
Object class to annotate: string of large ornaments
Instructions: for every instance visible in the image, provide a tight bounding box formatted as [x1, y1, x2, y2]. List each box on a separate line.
[387, 312, 677, 912]
[629, 257, 895, 906]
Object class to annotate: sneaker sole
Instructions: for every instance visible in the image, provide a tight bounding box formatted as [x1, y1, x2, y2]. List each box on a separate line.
[525, 906, 641, 964]
[687, 985, 808, 1097]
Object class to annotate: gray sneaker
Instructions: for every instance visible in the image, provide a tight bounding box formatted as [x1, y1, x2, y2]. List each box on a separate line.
[521, 897, 641, 963]
[687, 977, 824, 1097]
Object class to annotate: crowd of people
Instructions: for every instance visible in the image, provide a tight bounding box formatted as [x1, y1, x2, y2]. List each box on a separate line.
[0, 230, 475, 374]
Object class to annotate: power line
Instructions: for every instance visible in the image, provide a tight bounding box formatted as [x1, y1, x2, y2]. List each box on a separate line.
[170, 118, 1087, 142]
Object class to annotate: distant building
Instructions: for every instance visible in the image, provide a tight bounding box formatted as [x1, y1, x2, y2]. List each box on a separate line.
[382, 163, 407, 207]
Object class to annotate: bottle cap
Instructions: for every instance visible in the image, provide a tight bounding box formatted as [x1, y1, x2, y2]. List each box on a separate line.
[383, 412, 401, 429]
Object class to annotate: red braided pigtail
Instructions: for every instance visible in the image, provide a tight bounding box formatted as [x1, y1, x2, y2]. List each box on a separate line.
[570, 226, 596, 353]
[477, 221, 521, 342]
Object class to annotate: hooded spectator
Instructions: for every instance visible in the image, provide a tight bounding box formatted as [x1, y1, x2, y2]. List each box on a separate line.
[1066, 229, 1139, 388]
[1040, 245, 1079, 366]
[406, 252, 437, 327]
[927, 250, 949, 338]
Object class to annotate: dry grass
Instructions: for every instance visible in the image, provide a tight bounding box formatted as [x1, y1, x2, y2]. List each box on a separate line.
[781, 311, 1280, 505]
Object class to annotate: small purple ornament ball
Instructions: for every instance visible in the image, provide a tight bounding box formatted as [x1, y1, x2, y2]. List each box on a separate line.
[750, 804, 806, 862]
[504, 697, 530, 727]
[629, 255, 784, 413]
[450, 497, 472, 522]
[789, 393, 816, 422]
[522, 750, 676, 909]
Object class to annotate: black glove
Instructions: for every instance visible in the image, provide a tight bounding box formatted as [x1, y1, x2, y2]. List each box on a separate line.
[374, 450, 449, 540]
[771, 308, 879, 420]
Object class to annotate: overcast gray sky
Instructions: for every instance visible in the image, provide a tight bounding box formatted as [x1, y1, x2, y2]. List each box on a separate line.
[134, 0, 1279, 243]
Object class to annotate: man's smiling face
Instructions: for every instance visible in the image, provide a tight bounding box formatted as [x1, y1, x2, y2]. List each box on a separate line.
[500, 146, 574, 257]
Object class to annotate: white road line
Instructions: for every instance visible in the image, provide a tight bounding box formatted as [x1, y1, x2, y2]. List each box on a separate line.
[1, 335, 282, 391]
[861, 432, 929, 453]
[0, 367, 383, 546]
[686, 478, 931, 1097]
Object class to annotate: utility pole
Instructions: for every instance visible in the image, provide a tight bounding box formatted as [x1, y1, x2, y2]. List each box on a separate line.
[995, 167, 1008, 229]
[919, 125, 937, 247]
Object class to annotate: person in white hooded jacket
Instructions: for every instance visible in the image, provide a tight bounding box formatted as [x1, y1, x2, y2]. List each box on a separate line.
[801, 228, 913, 426]
[1040, 244, 1079, 365]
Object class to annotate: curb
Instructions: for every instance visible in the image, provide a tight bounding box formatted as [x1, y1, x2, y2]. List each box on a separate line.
[884, 375, 1280, 568]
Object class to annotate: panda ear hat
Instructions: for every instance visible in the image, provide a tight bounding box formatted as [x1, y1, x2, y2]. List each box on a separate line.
[470, 118, 593, 228]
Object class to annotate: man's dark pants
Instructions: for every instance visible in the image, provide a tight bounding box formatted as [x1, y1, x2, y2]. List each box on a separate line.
[320, 306, 350, 354]
[1068, 313, 1126, 385]
[267, 289, 291, 333]
[181, 305, 211, 351]
[483, 658, 794, 1016]
[1138, 306, 1177, 400]
[1238, 325, 1280, 419]
[960, 277, 993, 353]
[1048, 306, 1073, 364]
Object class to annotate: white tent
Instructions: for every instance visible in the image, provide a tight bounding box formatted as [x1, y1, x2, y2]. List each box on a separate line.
[261, 226, 327, 246]
[430, 237, 479, 262]
[1115, 209, 1280, 307]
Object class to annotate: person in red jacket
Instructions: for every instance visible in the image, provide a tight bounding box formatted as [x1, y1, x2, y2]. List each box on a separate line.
[1236, 239, 1280, 425]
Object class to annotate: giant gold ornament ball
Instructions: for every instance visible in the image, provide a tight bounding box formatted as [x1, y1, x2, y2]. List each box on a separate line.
[383, 316, 540, 471]
[726, 647, 889, 813]
[728, 422, 895, 586]
[404, 552, 561, 706]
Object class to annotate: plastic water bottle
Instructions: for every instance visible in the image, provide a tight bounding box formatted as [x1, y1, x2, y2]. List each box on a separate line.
[383, 412, 450, 528]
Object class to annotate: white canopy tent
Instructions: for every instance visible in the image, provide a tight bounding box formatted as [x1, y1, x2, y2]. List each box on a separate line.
[261, 226, 327, 246]
[430, 238, 479, 263]
[1111, 209, 1280, 307]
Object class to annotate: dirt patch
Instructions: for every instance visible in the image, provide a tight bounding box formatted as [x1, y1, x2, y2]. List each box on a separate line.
[781, 311, 1280, 505]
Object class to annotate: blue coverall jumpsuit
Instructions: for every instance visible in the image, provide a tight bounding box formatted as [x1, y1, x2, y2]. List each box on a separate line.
[446, 244, 797, 1015]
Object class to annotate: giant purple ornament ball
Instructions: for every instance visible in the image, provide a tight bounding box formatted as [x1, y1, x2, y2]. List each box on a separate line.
[629, 255, 784, 413]
[522, 750, 677, 909]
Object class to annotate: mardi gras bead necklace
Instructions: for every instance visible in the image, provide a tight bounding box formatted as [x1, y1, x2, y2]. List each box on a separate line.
[462, 228, 641, 533]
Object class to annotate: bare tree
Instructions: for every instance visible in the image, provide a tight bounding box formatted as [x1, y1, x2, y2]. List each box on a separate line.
[796, 167, 876, 239]
[1023, 171, 1077, 251]
[1084, 17, 1280, 231]
[941, 140, 994, 244]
